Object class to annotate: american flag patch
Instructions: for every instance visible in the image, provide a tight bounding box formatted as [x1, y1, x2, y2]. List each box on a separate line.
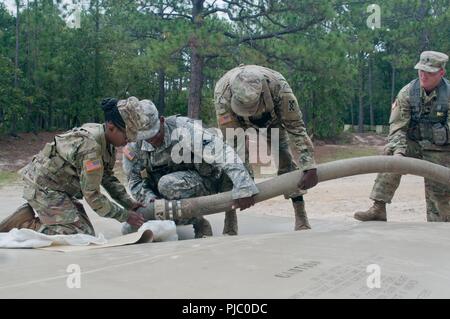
[123, 146, 136, 161]
[219, 114, 233, 125]
[84, 159, 102, 173]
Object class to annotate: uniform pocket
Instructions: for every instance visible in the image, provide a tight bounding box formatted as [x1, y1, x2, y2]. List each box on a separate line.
[432, 123, 448, 146]
[23, 185, 36, 200]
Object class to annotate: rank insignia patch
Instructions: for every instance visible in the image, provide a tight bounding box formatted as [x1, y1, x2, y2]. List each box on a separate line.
[288, 100, 296, 112]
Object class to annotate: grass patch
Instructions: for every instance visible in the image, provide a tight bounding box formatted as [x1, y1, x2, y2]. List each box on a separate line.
[0, 171, 18, 187]
[317, 147, 379, 164]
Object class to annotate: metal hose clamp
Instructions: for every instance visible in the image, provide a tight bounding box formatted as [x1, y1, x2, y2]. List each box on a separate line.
[168, 201, 173, 220]
[154, 199, 166, 220]
[176, 200, 182, 219]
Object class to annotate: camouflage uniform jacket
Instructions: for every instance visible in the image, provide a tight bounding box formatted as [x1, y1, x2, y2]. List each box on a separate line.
[388, 78, 450, 155]
[123, 116, 259, 203]
[20, 123, 133, 224]
[214, 65, 316, 170]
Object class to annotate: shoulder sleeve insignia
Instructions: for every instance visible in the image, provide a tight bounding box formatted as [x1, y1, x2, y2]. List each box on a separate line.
[288, 100, 296, 112]
[219, 113, 233, 125]
[123, 146, 136, 161]
[84, 159, 102, 173]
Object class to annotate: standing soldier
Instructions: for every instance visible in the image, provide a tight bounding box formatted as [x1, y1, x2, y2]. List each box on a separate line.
[122, 98, 258, 237]
[214, 65, 318, 232]
[355, 51, 450, 221]
[0, 97, 151, 235]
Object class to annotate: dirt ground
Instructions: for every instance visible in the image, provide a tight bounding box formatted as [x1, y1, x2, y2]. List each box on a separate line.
[0, 131, 385, 170]
[0, 131, 427, 224]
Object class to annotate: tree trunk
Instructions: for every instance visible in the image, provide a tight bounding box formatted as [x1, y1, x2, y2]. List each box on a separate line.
[187, 0, 205, 119]
[11, 0, 20, 136]
[157, 68, 166, 115]
[390, 64, 396, 103]
[33, 0, 38, 83]
[368, 56, 374, 129]
[48, 98, 52, 130]
[358, 63, 364, 133]
[350, 102, 354, 128]
[311, 90, 316, 137]
[14, 1, 20, 88]
[25, 0, 35, 133]
[418, 0, 429, 51]
[303, 91, 310, 126]
[93, 0, 100, 99]
[188, 43, 204, 119]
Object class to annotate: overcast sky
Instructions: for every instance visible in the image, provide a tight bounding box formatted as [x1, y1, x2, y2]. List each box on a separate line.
[3, 0, 75, 14]
[3, 0, 16, 14]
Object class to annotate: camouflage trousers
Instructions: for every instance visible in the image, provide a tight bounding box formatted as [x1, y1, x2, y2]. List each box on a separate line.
[23, 184, 95, 236]
[157, 170, 235, 230]
[370, 140, 422, 204]
[422, 150, 450, 222]
[371, 141, 450, 221]
[243, 126, 306, 199]
[275, 128, 307, 199]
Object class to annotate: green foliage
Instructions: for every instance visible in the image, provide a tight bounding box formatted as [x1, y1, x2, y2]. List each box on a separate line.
[317, 147, 379, 164]
[0, 171, 18, 187]
[0, 0, 448, 139]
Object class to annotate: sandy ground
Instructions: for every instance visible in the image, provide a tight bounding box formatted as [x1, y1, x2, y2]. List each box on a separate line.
[0, 172, 426, 237]
[0, 173, 434, 299]
[256, 173, 426, 223]
[0, 133, 437, 299]
[0, 131, 427, 233]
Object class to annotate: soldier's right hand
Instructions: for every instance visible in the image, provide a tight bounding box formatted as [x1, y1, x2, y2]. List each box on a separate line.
[298, 168, 318, 190]
[234, 196, 256, 211]
[130, 200, 145, 211]
[127, 211, 145, 228]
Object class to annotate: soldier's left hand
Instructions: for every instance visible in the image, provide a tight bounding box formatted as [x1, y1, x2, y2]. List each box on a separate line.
[127, 211, 145, 228]
[298, 168, 318, 190]
[234, 196, 256, 211]
[130, 201, 145, 211]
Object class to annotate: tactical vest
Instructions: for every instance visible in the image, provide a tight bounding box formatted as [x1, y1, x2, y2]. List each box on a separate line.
[408, 78, 449, 145]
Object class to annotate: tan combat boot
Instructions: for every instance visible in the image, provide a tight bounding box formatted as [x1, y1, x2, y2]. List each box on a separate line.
[222, 210, 238, 236]
[354, 200, 387, 221]
[193, 217, 213, 238]
[293, 201, 311, 231]
[0, 203, 42, 232]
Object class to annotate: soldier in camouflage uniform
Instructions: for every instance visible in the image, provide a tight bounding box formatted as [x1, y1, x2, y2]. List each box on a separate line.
[214, 65, 318, 231]
[355, 51, 450, 222]
[122, 99, 258, 238]
[0, 97, 152, 235]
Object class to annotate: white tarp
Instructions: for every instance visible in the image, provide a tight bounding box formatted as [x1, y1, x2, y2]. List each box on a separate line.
[0, 220, 177, 250]
[0, 228, 107, 248]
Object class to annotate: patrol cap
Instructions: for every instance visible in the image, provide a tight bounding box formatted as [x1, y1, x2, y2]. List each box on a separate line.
[135, 99, 160, 141]
[117, 97, 158, 142]
[230, 68, 263, 117]
[414, 51, 448, 73]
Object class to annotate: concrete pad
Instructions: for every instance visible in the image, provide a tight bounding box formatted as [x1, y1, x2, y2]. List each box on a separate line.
[0, 178, 447, 299]
[1, 217, 450, 298]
